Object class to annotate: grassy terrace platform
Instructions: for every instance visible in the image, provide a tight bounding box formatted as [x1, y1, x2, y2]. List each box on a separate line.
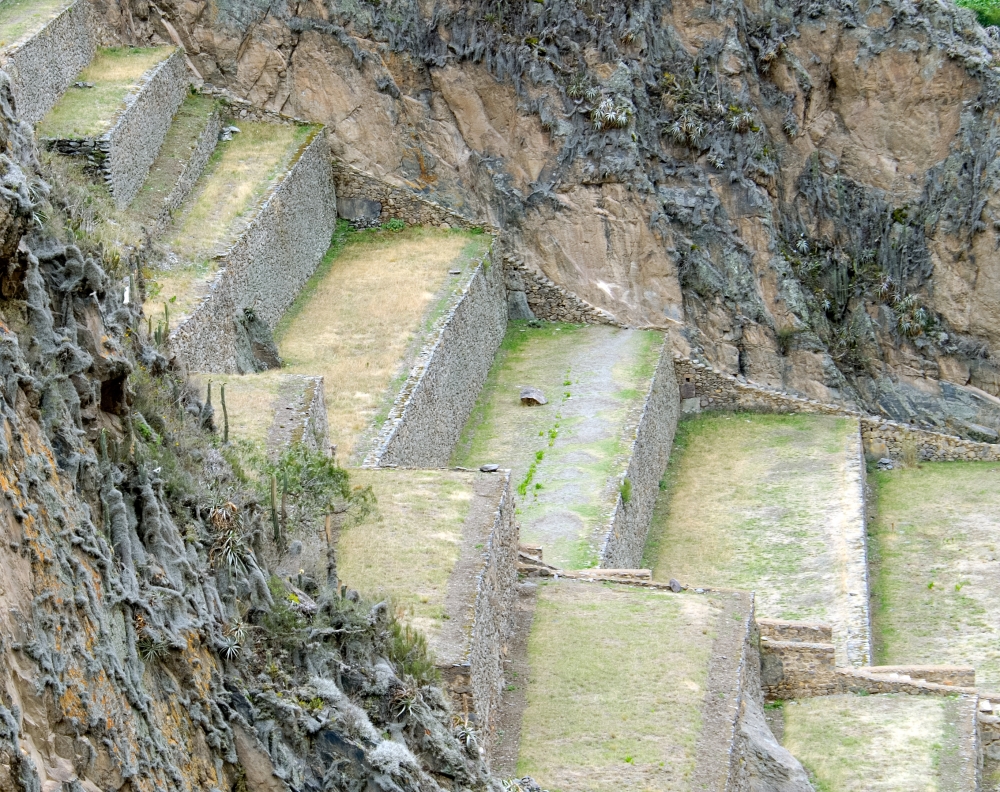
[42, 93, 219, 255]
[516, 580, 715, 792]
[332, 468, 495, 649]
[644, 413, 866, 662]
[145, 120, 313, 323]
[0, 0, 70, 48]
[779, 693, 976, 791]
[195, 227, 489, 463]
[870, 462, 1000, 688]
[452, 323, 661, 569]
[36, 47, 173, 139]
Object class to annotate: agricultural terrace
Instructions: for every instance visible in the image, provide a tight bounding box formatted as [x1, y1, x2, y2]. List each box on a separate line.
[869, 461, 1000, 688]
[780, 693, 976, 791]
[644, 413, 868, 664]
[37, 46, 174, 138]
[198, 226, 490, 464]
[146, 120, 314, 324]
[517, 580, 716, 792]
[452, 322, 661, 569]
[333, 468, 499, 657]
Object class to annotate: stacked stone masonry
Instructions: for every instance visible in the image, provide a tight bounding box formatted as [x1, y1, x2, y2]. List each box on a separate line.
[979, 698, 1000, 764]
[675, 356, 1000, 462]
[157, 106, 221, 231]
[759, 618, 977, 700]
[1, 0, 96, 125]
[504, 258, 619, 325]
[364, 241, 508, 468]
[332, 161, 480, 229]
[266, 376, 330, 461]
[43, 47, 191, 209]
[169, 130, 338, 373]
[467, 470, 518, 757]
[599, 340, 679, 568]
[690, 592, 761, 792]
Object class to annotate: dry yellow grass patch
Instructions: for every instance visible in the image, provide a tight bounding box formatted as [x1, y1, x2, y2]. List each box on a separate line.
[147, 122, 311, 323]
[276, 228, 488, 461]
[781, 693, 966, 791]
[337, 469, 474, 639]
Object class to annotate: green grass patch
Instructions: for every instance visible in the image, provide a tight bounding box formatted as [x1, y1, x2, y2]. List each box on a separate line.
[518, 581, 715, 792]
[956, 0, 1000, 26]
[868, 460, 1000, 687]
[37, 47, 174, 138]
[452, 322, 661, 569]
[643, 412, 856, 625]
[0, 0, 70, 47]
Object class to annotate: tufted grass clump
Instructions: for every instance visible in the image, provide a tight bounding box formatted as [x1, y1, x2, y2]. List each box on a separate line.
[956, 0, 1000, 26]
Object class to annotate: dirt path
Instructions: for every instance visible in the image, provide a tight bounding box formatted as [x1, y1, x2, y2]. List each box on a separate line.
[452, 323, 660, 569]
[645, 413, 870, 665]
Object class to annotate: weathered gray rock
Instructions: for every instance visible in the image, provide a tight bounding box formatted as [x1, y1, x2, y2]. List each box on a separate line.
[508, 289, 534, 321]
[957, 421, 1000, 444]
[740, 696, 815, 792]
[520, 387, 547, 406]
[338, 196, 382, 222]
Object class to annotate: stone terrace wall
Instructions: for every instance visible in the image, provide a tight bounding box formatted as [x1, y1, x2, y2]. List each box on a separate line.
[1, 0, 97, 125]
[364, 241, 507, 468]
[332, 161, 481, 229]
[157, 106, 221, 229]
[266, 376, 330, 461]
[102, 48, 189, 209]
[169, 130, 337, 373]
[503, 259, 620, 325]
[759, 621, 976, 699]
[599, 340, 679, 568]
[468, 470, 518, 758]
[676, 356, 1000, 462]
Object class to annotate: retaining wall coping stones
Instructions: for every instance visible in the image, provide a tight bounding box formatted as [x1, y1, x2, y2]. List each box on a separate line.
[266, 375, 330, 461]
[435, 469, 517, 759]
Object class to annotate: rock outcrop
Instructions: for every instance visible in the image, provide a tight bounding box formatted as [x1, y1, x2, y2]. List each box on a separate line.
[94, 0, 1000, 429]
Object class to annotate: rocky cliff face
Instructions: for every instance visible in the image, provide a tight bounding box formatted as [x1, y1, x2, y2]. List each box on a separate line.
[97, 0, 1000, 432]
[0, 66, 494, 792]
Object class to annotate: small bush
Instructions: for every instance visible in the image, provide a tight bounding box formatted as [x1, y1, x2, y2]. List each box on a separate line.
[620, 478, 632, 504]
[381, 218, 405, 232]
[389, 621, 439, 684]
